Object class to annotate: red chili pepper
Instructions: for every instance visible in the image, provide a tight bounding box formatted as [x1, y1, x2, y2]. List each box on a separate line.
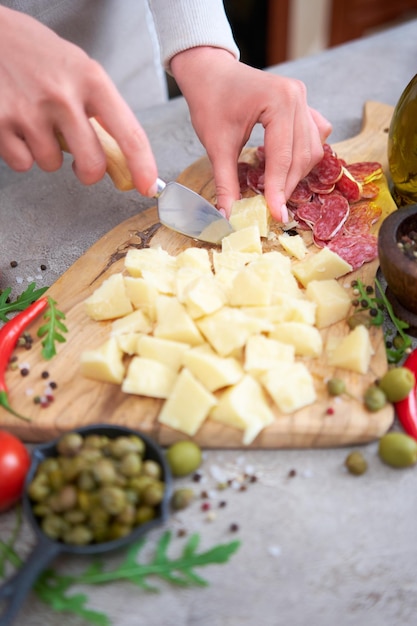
[0, 297, 48, 421]
[395, 349, 417, 439]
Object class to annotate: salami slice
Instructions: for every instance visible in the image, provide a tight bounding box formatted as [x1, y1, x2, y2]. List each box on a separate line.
[237, 162, 251, 193]
[343, 200, 382, 236]
[335, 167, 362, 203]
[310, 149, 343, 185]
[306, 173, 335, 194]
[295, 198, 322, 228]
[289, 179, 313, 205]
[326, 233, 378, 270]
[247, 166, 264, 193]
[346, 161, 382, 183]
[313, 192, 350, 241]
[361, 182, 380, 199]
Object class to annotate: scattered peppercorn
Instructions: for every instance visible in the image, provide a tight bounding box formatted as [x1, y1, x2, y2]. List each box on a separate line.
[229, 523, 239, 532]
[40, 264, 47, 271]
[219, 500, 227, 508]
[201, 502, 211, 512]
[326, 407, 335, 415]
[10, 261, 18, 268]
[20, 368, 29, 377]
[287, 469, 297, 478]
[41, 371, 50, 379]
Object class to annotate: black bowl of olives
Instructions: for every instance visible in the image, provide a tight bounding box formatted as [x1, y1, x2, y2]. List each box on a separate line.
[0, 424, 172, 626]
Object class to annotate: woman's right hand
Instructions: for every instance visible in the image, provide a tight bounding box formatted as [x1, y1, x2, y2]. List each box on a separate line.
[0, 7, 158, 196]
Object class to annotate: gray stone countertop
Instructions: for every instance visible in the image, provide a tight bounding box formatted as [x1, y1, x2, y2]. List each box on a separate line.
[1, 19, 417, 626]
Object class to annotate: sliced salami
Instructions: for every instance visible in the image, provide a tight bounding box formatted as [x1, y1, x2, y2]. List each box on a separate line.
[295, 198, 322, 228]
[335, 167, 362, 203]
[346, 161, 382, 183]
[326, 233, 378, 270]
[306, 172, 335, 194]
[310, 149, 343, 185]
[289, 179, 313, 205]
[237, 162, 251, 193]
[343, 201, 381, 236]
[313, 192, 350, 241]
[361, 182, 380, 199]
[247, 166, 264, 193]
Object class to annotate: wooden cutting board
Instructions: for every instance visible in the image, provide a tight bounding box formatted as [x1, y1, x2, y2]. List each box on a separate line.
[1, 101, 398, 448]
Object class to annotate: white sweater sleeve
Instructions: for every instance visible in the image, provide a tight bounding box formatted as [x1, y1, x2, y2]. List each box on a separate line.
[148, 0, 240, 72]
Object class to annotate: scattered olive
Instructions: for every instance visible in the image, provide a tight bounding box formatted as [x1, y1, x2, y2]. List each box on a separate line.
[378, 367, 415, 403]
[171, 488, 195, 511]
[344, 451, 368, 475]
[363, 385, 387, 412]
[327, 378, 346, 397]
[166, 440, 202, 477]
[378, 432, 417, 468]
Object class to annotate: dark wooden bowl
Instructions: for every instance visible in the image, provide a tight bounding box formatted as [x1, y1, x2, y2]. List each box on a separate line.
[378, 204, 417, 315]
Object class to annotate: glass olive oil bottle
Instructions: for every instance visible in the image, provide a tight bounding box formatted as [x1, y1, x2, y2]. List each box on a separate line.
[388, 73, 417, 207]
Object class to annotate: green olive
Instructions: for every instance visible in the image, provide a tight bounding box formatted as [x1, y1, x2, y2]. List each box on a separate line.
[344, 451, 368, 476]
[327, 378, 346, 397]
[56, 432, 84, 457]
[171, 488, 195, 511]
[378, 432, 417, 468]
[378, 367, 415, 403]
[166, 440, 202, 477]
[364, 385, 387, 412]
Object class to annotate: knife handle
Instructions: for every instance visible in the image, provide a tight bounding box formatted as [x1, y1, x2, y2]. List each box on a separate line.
[57, 119, 135, 192]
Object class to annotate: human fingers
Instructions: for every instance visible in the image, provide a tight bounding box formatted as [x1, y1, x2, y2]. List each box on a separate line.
[207, 143, 242, 217]
[309, 107, 333, 143]
[87, 67, 158, 197]
[0, 129, 34, 172]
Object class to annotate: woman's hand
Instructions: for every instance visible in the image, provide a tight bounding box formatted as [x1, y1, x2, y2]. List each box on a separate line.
[171, 47, 332, 221]
[0, 7, 158, 196]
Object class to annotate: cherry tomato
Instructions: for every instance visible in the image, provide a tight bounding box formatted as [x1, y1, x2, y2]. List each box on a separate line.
[0, 430, 31, 512]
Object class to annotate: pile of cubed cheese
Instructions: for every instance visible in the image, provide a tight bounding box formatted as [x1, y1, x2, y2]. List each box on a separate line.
[81, 195, 374, 445]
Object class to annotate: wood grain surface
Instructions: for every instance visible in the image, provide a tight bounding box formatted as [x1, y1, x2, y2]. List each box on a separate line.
[1, 101, 398, 447]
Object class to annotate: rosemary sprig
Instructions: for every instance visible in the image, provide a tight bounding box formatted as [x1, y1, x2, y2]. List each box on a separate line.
[0, 283, 48, 323]
[0, 524, 240, 626]
[37, 297, 68, 360]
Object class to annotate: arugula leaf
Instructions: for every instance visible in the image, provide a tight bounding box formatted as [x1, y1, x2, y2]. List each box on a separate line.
[0, 283, 48, 323]
[0, 522, 241, 626]
[37, 297, 68, 359]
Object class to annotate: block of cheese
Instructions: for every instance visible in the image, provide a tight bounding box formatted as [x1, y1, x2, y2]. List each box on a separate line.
[183, 345, 244, 391]
[210, 374, 274, 445]
[175, 247, 212, 273]
[244, 334, 295, 374]
[153, 295, 204, 346]
[305, 279, 352, 328]
[122, 356, 177, 398]
[84, 273, 133, 321]
[326, 324, 373, 374]
[135, 335, 190, 372]
[292, 248, 352, 287]
[123, 276, 158, 321]
[182, 274, 227, 319]
[116, 332, 142, 355]
[228, 265, 273, 307]
[278, 233, 308, 260]
[80, 337, 125, 384]
[110, 309, 152, 336]
[221, 224, 263, 254]
[229, 195, 271, 237]
[197, 307, 273, 357]
[260, 361, 316, 414]
[269, 321, 323, 357]
[158, 368, 217, 436]
[124, 246, 177, 277]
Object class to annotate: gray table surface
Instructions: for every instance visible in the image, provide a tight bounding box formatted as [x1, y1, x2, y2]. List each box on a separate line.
[1, 19, 417, 626]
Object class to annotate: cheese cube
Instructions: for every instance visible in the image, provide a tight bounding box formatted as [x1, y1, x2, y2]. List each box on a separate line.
[210, 374, 274, 445]
[272, 293, 317, 325]
[154, 295, 204, 346]
[116, 332, 143, 355]
[182, 274, 227, 318]
[135, 335, 189, 372]
[122, 356, 177, 398]
[124, 246, 177, 277]
[197, 307, 273, 356]
[244, 335, 295, 374]
[123, 276, 158, 321]
[183, 345, 244, 391]
[269, 322, 323, 357]
[221, 224, 263, 254]
[176, 247, 212, 273]
[326, 324, 373, 374]
[229, 195, 271, 237]
[306, 279, 351, 328]
[84, 273, 133, 321]
[212, 250, 260, 274]
[278, 233, 308, 260]
[140, 267, 177, 295]
[158, 368, 217, 436]
[80, 337, 125, 384]
[251, 253, 302, 298]
[260, 362, 316, 414]
[292, 247, 352, 287]
[228, 265, 273, 306]
[110, 309, 152, 336]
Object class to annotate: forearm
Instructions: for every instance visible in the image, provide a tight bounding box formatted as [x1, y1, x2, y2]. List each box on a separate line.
[148, 0, 239, 71]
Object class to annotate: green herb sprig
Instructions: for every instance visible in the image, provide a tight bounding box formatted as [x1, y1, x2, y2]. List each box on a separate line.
[0, 283, 48, 323]
[351, 278, 412, 363]
[0, 524, 240, 626]
[37, 297, 68, 360]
